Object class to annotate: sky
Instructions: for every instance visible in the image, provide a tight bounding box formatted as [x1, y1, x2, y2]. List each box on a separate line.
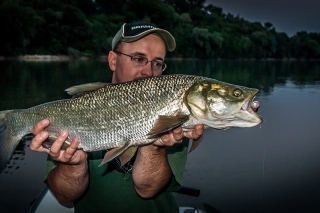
[206, 0, 320, 36]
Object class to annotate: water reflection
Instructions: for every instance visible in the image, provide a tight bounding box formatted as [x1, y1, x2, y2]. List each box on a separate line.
[2, 140, 26, 174]
[1, 61, 319, 110]
[1, 134, 35, 174]
[0, 60, 112, 110]
[166, 60, 320, 94]
[0, 60, 319, 170]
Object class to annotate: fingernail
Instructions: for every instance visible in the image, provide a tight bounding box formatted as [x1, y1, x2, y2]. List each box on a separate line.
[42, 119, 49, 125]
[40, 131, 48, 138]
[61, 131, 68, 137]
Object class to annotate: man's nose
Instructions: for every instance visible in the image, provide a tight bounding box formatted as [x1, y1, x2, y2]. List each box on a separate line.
[140, 62, 153, 77]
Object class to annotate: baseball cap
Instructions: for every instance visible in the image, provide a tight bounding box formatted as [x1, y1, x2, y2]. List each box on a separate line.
[111, 22, 176, 52]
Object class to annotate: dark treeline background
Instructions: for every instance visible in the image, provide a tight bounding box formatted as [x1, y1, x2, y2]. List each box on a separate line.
[1, 0, 320, 59]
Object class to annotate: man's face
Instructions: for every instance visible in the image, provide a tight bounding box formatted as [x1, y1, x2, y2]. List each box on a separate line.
[108, 34, 166, 83]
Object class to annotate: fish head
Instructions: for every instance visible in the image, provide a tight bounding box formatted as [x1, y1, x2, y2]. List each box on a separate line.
[186, 79, 262, 129]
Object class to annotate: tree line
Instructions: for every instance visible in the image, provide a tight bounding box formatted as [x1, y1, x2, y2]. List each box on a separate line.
[0, 0, 319, 59]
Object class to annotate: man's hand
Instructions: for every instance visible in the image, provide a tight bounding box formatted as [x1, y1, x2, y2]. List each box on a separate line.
[29, 119, 87, 165]
[183, 124, 204, 140]
[29, 119, 89, 204]
[134, 124, 204, 197]
[153, 124, 204, 146]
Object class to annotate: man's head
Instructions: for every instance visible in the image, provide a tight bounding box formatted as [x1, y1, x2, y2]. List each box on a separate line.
[112, 22, 176, 52]
[108, 22, 176, 83]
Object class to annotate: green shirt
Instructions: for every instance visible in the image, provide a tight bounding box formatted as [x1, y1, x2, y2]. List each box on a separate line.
[45, 139, 189, 213]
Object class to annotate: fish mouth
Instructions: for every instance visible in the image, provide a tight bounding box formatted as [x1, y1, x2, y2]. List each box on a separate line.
[237, 96, 262, 125]
[241, 96, 260, 113]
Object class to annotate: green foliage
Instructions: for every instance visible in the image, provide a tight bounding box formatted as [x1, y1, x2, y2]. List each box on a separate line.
[0, 0, 41, 55]
[290, 31, 320, 59]
[67, 47, 80, 56]
[0, 0, 319, 59]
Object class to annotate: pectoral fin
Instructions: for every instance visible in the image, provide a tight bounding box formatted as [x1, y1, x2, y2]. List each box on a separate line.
[189, 136, 203, 153]
[147, 115, 189, 138]
[99, 142, 130, 167]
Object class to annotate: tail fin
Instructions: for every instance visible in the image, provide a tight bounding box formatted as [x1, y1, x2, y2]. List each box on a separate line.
[0, 110, 22, 173]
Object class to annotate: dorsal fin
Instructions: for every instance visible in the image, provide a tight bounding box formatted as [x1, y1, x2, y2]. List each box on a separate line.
[65, 82, 108, 98]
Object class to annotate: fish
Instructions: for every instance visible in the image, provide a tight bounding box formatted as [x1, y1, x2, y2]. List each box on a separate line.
[0, 74, 262, 171]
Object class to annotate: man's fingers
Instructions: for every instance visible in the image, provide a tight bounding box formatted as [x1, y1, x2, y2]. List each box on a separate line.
[29, 131, 49, 152]
[30, 119, 51, 153]
[64, 138, 80, 158]
[154, 128, 182, 146]
[194, 124, 204, 138]
[172, 127, 183, 142]
[61, 139, 86, 164]
[69, 138, 80, 149]
[49, 131, 69, 155]
[32, 119, 49, 135]
[29, 120, 85, 165]
[159, 133, 170, 144]
[183, 124, 204, 139]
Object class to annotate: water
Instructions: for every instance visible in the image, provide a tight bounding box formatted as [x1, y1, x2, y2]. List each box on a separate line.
[0, 60, 320, 213]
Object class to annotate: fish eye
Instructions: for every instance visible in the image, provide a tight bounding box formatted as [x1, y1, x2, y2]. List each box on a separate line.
[233, 89, 242, 97]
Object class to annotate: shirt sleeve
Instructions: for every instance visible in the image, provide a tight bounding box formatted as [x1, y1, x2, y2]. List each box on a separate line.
[44, 156, 58, 181]
[166, 138, 189, 191]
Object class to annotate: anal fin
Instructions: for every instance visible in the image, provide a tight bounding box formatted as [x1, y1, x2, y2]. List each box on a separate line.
[118, 146, 138, 166]
[99, 142, 130, 167]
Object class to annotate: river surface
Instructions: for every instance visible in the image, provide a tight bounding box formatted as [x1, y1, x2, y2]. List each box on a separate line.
[0, 60, 319, 213]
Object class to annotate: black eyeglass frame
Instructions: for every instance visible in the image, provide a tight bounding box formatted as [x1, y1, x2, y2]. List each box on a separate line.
[114, 51, 167, 72]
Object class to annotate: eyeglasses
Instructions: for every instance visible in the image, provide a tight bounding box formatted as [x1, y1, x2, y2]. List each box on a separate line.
[114, 51, 167, 72]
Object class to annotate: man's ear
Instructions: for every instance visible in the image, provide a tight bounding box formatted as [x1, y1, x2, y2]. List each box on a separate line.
[108, 51, 117, 71]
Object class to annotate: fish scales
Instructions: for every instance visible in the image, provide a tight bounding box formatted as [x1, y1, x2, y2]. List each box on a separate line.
[5, 75, 204, 151]
[74, 75, 205, 150]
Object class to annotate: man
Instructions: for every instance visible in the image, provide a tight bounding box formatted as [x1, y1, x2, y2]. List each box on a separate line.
[30, 22, 204, 213]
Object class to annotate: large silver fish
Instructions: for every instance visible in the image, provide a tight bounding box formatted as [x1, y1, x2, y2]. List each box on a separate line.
[0, 75, 262, 171]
